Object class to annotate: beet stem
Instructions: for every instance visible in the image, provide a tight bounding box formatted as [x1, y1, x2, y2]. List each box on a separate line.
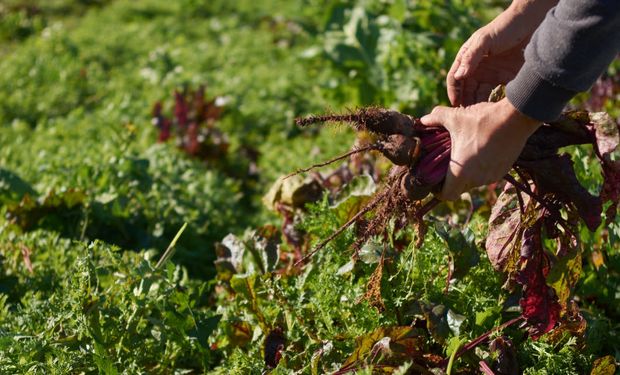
[420, 139, 450, 162]
[420, 132, 450, 148]
[416, 149, 450, 184]
[503, 174, 576, 238]
[417, 197, 441, 217]
[440, 316, 525, 369]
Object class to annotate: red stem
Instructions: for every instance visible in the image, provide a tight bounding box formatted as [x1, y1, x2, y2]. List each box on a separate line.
[416, 149, 450, 184]
[421, 133, 450, 147]
[479, 361, 496, 375]
[503, 174, 576, 239]
[440, 316, 525, 369]
[420, 139, 450, 162]
[417, 197, 441, 217]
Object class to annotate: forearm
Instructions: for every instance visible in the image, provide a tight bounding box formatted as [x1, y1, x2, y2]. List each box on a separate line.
[487, 0, 558, 46]
[508, 0, 558, 16]
[506, 0, 620, 122]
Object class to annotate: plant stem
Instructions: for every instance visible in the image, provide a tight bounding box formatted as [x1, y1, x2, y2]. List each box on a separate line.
[446, 339, 461, 375]
[155, 222, 188, 269]
[440, 315, 524, 369]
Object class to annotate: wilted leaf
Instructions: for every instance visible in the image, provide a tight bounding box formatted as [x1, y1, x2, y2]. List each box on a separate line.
[546, 240, 582, 310]
[262, 175, 323, 211]
[252, 226, 281, 273]
[590, 355, 617, 375]
[215, 229, 282, 278]
[330, 174, 376, 222]
[546, 301, 586, 345]
[590, 112, 620, 224]
[424, 304, 450, 344]
[339, 326, 426, 373]
[590, 112, 619, 157]
[519, 154, 601, 231]
[214, 233, 245, 281]
[517, 224, 561, 339]
[359, 255, 385, 311]
[486, 184, 525, 272]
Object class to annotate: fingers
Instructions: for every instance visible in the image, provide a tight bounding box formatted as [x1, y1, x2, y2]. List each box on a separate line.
[447, 31, 491, 107]
[437, 160, 465, 201]
[421, 106, 464, 201]
[455, 32, 490, 80]
[420, 106, 455, 130]
[447, 48, 465, 106]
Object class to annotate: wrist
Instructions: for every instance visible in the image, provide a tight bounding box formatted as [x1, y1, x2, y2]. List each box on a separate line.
[486, 10, 532, 50]
[491, 0, 557, 47]
[498, 97, 542, 135]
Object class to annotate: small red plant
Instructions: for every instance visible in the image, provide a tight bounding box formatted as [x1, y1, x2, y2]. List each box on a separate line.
[152, 85, 229, 161]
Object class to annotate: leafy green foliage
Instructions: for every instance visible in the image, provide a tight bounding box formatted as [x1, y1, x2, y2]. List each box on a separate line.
[0, 231, 219, 373]
[0, 0, 618, 373]
[321, 1, 483, 112]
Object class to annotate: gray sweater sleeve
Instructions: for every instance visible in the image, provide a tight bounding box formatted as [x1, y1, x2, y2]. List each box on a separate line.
[506, 0, 620, 122]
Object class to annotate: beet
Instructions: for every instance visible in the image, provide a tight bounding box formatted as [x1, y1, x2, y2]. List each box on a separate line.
[296, 108, 451, 202]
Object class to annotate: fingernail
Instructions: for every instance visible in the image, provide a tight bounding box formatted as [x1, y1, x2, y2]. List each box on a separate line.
[420, 115, 430, 124]
[455, 66, 466, 79]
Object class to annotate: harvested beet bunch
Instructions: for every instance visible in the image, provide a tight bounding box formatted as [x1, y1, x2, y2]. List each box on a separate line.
[290, 90, 620, 340]
[295, 108, 450, 201]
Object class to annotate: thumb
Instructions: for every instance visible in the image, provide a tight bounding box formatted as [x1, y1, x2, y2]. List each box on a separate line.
[420, 106, 455, 130]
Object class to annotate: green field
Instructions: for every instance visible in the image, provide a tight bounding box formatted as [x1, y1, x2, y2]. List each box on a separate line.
[0, 0, 619, 373]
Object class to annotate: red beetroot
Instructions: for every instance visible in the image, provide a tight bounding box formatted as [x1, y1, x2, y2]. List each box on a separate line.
[296, 108, 452, 202]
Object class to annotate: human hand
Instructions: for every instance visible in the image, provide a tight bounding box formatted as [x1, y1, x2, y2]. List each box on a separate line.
[447, 27, 526, 107]
[420, 98, 541, 201]
[447, 0, 557, 106]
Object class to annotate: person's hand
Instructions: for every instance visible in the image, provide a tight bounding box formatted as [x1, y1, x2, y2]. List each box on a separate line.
[447, 28, 526, 106]
[447, 0, 558, 106]
[420, 98, 541, 201]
